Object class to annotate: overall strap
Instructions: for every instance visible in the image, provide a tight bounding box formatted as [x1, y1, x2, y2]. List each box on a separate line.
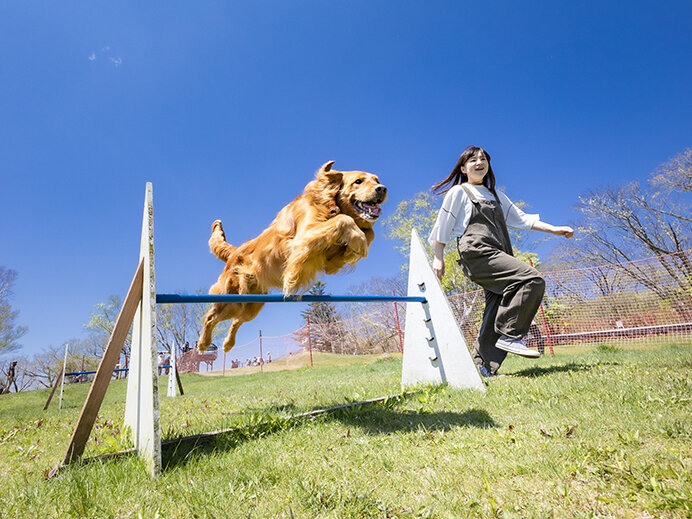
[460, 184, 479, 203]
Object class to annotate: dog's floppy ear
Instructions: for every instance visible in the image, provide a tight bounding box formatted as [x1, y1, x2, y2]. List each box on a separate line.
[321, 160, 335, 172]
[316, 160, 342, 185]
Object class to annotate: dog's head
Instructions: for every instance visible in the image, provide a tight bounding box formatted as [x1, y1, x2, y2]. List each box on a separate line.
[312, 161, 387, 228]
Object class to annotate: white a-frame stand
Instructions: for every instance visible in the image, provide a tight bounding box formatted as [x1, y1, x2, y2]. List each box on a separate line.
[401, 229, 485, 392]
[124, 182, 162, 476]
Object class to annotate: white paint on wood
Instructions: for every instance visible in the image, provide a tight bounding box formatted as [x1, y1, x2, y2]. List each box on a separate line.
[167, 351, 178, 398]
[401, 229, 485, 392]
[124, 182, 162, 476]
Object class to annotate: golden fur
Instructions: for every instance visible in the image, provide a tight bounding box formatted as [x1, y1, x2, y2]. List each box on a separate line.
[198, 161, 387, 353]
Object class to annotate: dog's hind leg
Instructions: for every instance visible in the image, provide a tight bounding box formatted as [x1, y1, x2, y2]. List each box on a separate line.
[221, 302, 264, 352]
[198, 303, 238, 352]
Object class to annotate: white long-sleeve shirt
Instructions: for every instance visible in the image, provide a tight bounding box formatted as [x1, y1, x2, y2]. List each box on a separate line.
[428, 184, 540, 246]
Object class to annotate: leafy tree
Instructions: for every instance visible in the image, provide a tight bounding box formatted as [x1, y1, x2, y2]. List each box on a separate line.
[0, 267, 27, 354]
[84, 295, 130, 357]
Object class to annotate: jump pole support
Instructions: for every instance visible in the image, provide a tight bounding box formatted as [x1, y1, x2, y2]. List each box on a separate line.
[56, 183, 484, 478]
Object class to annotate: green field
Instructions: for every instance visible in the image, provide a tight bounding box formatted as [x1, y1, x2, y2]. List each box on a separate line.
[1, 342, 690, 518]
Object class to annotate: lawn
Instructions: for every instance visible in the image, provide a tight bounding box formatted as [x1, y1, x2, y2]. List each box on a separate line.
[0, 341, 690, 518]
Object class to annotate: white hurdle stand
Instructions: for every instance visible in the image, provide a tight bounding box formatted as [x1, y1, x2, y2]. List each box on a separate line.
[123, 182, 163, 476]
[401, 229, 485, 392]
[58, 183, 483, 478]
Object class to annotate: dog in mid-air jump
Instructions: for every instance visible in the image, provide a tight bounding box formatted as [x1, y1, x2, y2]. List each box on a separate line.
[197, 161, 387, 353]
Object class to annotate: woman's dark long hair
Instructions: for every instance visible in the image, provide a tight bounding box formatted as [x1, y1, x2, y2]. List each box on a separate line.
[431, 146, 496, 195]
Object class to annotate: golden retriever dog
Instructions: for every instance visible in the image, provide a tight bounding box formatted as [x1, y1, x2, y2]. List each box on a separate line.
[197, 161, 387, 353]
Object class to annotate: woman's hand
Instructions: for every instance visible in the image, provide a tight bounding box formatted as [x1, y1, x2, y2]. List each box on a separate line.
[432, 257, 445, 280]
[432, 241, 446, 280]
[554, 226, 574, 238]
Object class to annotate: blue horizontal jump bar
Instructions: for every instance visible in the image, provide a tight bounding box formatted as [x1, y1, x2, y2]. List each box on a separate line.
[156, 294, 427, 304]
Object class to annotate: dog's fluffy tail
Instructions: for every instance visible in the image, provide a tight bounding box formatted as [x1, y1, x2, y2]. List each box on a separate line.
[209, 220, 235, 262]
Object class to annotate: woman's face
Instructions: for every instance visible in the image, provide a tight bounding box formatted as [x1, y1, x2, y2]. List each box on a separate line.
[461, 151, 488, 185]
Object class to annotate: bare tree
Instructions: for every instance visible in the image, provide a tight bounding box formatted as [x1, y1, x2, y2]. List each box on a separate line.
[156, 296, 228, 357]
[652, 148, 692, 193]
[85, 291, 228, 365]
[0, 267, 28, 354]
[23, 339, 99, 389]
[548, 149, 692, 318]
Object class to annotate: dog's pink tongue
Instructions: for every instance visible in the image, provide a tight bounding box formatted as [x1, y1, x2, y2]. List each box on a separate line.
[367, 205, 382, 217]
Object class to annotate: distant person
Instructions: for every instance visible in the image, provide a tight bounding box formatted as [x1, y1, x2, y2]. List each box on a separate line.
[267, 352, 272, 363]
[429, 146, 573, 377]
[1, 361, 18, 394]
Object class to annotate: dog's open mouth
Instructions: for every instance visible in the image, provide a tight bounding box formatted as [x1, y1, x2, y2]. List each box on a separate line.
[353, 200, 382, 220]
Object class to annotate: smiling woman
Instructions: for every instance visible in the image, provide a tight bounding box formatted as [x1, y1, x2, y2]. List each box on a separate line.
[428, 146, 574, 377]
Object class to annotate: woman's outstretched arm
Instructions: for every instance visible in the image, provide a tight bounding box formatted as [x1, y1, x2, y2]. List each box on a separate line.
[531, 221, 574, 238]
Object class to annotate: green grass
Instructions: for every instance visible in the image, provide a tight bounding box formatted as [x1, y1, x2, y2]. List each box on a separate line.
[1, 342, 690, 518]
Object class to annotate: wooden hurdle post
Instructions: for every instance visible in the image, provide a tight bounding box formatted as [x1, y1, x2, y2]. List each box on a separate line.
[123, 182, 162, 476]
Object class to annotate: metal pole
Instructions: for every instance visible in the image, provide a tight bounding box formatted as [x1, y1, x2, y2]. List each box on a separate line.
[259, 330, 263, 373]
[307, 317, 313, 367]
[59, 343, 68, 410]
[393, 290, 404, 354]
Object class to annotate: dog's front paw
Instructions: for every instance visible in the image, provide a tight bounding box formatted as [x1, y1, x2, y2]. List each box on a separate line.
[346, 231, 368, 258]
[282, 282, 298, 297]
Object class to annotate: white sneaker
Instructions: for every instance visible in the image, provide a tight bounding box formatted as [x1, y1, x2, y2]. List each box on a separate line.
[495, 337, 541, 358]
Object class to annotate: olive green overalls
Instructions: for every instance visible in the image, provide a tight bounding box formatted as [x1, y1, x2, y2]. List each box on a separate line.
[456, 184, 545, 375]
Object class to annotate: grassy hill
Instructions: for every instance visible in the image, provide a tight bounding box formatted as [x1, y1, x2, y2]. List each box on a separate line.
[0, 341, 690, 518]
[203, 350, 400, 377]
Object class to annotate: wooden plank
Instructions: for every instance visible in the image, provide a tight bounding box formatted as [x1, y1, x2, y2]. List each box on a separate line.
[62, 260, 144, 466]
[175, 367, 184, 396]
[43, 367, 64, 411]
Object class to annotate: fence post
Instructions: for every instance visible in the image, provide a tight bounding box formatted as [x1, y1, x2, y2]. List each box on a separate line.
[307, 317, 313, 367]
[259, 330, 263, 372]
[59, 343, 68, 409]
[393, 290, 404, 354]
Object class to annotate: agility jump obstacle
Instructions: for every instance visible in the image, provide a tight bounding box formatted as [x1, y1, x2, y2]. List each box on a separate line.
[57, 183, 483, 477]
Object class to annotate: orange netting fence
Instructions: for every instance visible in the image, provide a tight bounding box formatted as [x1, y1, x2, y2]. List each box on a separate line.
[191, 250, 692, 373]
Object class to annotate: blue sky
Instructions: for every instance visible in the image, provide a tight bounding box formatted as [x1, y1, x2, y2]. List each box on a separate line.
[1, 1, 690, 360]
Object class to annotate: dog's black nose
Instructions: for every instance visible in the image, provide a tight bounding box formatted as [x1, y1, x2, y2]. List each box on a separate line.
[375, 185, 387, 195]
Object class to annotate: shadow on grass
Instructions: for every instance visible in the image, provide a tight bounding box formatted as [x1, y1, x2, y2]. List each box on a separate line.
[160, 402, 496, 471]
[509, 362, 603, 378]
[332, 407, 497, 435]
